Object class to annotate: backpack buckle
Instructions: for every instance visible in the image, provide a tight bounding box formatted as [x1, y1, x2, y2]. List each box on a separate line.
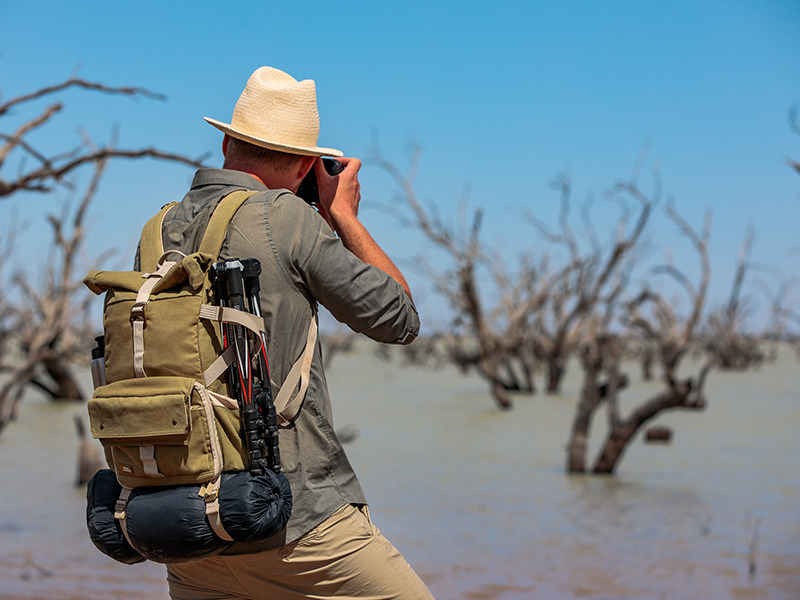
[130, 301, 147, 322]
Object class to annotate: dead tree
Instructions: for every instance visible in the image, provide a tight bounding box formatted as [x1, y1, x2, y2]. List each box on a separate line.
[566, 328, 629, 473]
[0, 76, 206, 433]
[523, 172, 654, 393]
[372, 146, 540, 408]
[704, 228, 767, 370]
[0, 161, 107, 429]
[566, 201, 714, 474]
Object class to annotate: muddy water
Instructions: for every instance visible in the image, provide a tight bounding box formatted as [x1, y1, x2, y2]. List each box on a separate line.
[1, 346, 798, 599]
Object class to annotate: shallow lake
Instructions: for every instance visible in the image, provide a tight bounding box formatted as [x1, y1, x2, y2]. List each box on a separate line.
[1, 344, 798, 599]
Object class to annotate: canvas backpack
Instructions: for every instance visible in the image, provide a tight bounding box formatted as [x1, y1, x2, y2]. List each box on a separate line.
[83, 189, 316, 554]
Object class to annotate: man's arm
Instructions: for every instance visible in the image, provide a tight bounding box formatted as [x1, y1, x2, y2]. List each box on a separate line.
[314, 157, 412, 299]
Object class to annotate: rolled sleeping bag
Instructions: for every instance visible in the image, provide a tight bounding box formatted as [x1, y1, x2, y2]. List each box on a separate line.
[86, 468, 146, 564]
[86, 468, 293, 564]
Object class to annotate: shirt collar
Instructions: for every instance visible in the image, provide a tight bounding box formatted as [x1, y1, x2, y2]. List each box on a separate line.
[190, 168, 269, 192]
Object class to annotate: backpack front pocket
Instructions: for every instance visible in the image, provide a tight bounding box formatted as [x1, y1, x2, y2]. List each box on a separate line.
[89, 376, 226, 488]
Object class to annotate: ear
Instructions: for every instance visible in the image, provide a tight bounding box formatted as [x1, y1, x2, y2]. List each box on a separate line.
[222, 134, 230, 157]
[295, 155, 316, 180]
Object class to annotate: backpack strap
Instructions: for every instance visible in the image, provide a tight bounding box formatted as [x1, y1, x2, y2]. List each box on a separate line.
[198, 189, 260, 257]
[139, 203, 178, 272]
[274, 305, 318, 425]
[139, 189, 260, 271]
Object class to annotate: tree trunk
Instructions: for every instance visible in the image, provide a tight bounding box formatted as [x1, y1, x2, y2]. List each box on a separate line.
[592, 381, 705, 473]
[41, 356, 84, 401]
[546, 359, 565, 394]
[592, 424, 638, 474]
[519, 356, 536, 394]
[491, 380, 512, 410]
[477, 357, 513, 409]
[566, 406, 592, 473]
[567, 348, 602, 473]
[641, 348, 653, 381]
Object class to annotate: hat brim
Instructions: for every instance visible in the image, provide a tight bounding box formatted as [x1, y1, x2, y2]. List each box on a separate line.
[204, 117, 343, 158]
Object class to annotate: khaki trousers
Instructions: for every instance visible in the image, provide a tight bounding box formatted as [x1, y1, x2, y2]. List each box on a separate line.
[166, 504, 435, 600]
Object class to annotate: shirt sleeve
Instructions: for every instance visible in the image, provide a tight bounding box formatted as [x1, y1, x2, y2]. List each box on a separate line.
[271, 194, 420, 345]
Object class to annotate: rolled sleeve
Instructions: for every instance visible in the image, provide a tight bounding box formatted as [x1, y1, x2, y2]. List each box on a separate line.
[274, 198, 420, 344]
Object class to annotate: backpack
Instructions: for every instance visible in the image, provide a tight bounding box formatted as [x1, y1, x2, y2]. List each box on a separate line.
[82, 189, 314, 563]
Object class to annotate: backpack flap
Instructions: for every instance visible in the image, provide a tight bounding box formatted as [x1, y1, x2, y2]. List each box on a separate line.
[84, 253, 221, 383]
[83, 252, 214, 296]
[89, 377, 192, 443]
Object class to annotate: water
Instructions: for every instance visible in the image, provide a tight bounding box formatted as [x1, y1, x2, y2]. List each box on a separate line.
[1, 346, 798, 599]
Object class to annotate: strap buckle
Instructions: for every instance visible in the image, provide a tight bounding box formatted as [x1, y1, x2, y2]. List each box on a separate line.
[130, 301, 147, 323]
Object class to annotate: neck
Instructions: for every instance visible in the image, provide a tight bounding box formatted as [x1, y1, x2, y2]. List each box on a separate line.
[222, 162, 299, 192]
[226, 166, 266, 187]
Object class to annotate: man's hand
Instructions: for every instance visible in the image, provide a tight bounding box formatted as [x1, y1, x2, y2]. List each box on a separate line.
[314, 157, 361, 232]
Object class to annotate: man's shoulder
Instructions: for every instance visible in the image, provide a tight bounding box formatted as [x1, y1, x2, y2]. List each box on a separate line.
[242, 188, 324, 227]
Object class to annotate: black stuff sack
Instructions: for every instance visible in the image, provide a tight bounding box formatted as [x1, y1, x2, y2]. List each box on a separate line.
[86, 469, 145, 564]
[86, 468, 292, 564]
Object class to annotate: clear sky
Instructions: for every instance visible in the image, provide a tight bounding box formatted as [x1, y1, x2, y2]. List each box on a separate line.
[2, 1, 799, 328]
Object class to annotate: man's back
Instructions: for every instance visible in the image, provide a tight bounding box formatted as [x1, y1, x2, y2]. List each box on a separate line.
[158, 167, 419, 549]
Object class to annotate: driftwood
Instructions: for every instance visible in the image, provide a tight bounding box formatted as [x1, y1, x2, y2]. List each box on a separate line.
[644, 425, 672, 443]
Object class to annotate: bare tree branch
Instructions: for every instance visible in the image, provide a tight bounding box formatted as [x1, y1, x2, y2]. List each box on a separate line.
[0, 77, 208, 199]
[0, 77, 165, 117]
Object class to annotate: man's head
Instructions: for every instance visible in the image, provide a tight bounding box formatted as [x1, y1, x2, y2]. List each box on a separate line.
[205, 66, 342, 158]
[221, 134, 315, 192]
[208, 66, 341, 191]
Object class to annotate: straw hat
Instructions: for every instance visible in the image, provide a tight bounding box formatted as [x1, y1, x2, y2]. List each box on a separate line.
[204, 67, 343, 157]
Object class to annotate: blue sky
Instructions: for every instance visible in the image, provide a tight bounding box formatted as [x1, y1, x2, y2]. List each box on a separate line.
[2, 1, 799, 327]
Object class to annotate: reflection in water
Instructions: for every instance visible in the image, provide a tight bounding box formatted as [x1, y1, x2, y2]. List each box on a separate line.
[1, 346, 798, 599]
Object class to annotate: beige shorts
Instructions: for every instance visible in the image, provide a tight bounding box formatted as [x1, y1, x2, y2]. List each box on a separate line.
[166, 504, 435, 600]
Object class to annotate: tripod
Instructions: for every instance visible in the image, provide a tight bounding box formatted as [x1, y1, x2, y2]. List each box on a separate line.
[210, 258, 281, 474]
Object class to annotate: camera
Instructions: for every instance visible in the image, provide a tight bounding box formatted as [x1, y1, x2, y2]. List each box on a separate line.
[296, 158, 344, 205]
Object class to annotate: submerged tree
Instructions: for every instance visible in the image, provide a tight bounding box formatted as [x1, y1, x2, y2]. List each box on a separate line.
[0, 75, 205, 432]
[521, 172, 654, 393]
[375, 147, 659, 405]
[703, 228, 769, 370]
[372, 146, 544, 408]
[567, 201, 716, 474]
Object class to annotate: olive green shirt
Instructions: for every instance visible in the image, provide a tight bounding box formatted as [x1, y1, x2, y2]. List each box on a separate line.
[141, 168, 419, 549]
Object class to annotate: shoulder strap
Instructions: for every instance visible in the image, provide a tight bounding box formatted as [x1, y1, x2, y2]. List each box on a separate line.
[139, 203, 178, 271]
[274, 306, 318, 425]
[198, 189, 260, 257]
[139, 189, 260, 271]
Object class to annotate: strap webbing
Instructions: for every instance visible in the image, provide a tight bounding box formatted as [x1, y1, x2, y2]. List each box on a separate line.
[139, 203, 178, 272]
[139, 445, 164, 478]
[199, 304, 266, 338]
[195, 382, 223, 480]
[203, 345, 237, 387]
[114, 487, 136, 549]
[199, 477, 234, 542]
[274, 309, 318, 424]
[131, 260, 176, 378]
[198, 190, 259, 257]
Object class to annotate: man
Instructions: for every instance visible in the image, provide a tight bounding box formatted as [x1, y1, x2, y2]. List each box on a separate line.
[158, 67, 435, 600]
